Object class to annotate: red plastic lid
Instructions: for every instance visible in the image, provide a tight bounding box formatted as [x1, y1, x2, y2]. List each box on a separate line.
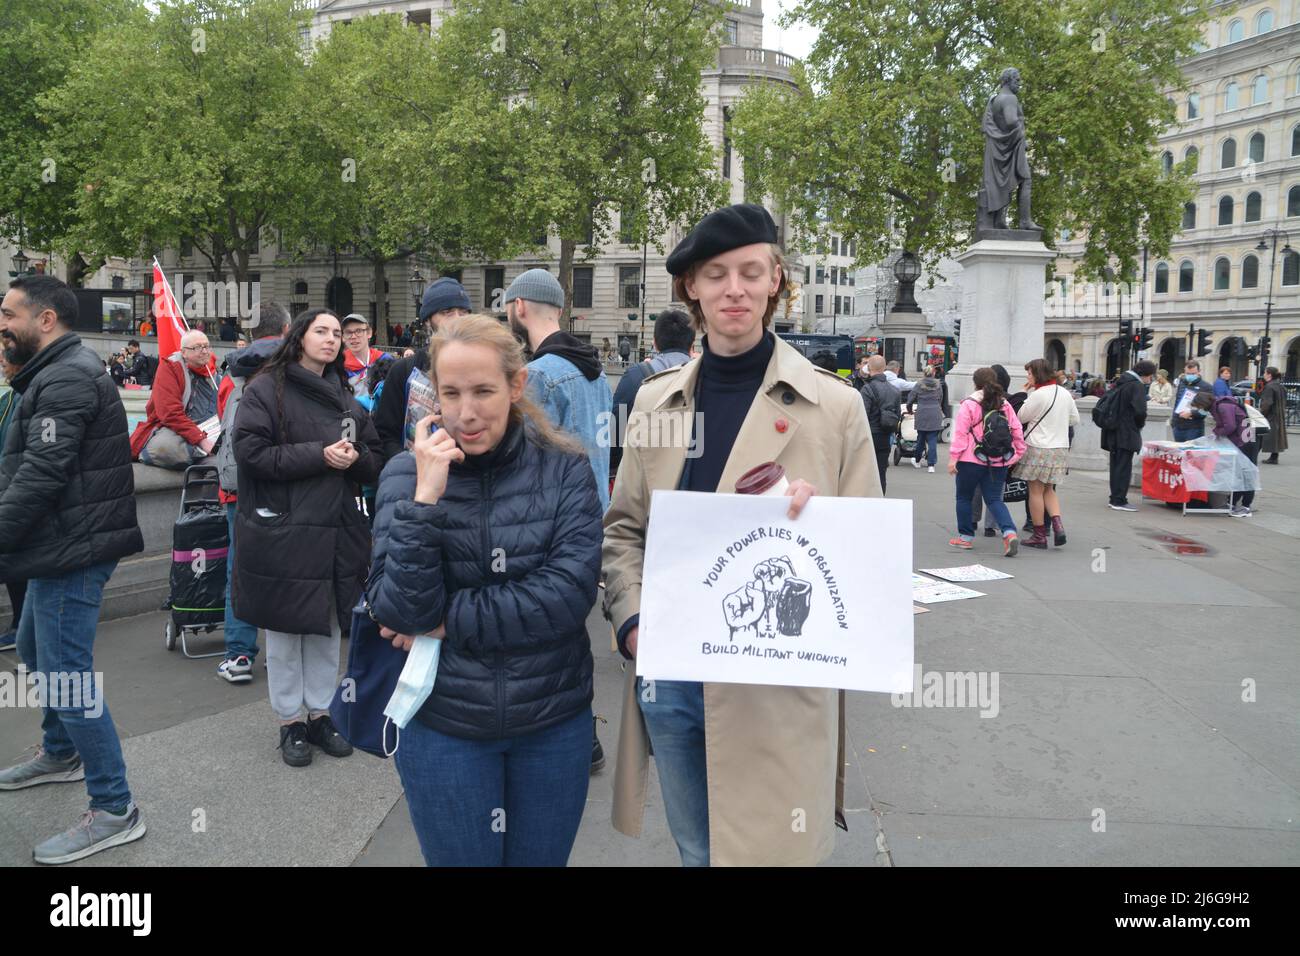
[735, 461, 785, 495]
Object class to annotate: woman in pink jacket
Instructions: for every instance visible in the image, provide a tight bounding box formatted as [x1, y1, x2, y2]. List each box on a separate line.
[947, 366, 1027, 555]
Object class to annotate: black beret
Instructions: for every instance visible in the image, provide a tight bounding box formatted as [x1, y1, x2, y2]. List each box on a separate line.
[666, 204, 779, 276]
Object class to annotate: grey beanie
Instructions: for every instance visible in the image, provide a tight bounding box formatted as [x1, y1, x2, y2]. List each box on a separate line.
[503, 268, 564, 309]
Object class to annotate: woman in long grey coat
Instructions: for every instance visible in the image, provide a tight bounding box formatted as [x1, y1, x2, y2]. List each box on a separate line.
[906, 367, 946, 470]
[1259, 367, 1288, 463]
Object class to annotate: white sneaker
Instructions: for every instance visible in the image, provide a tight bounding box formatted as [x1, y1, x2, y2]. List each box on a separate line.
[217, 656, 253, 684]
[927, 466, 935, 473]
[1229, 506, 1252, 518]
[911, 458, 922, 469]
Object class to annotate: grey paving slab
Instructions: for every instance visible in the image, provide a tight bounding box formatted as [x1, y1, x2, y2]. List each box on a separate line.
[880, 812, 1300, 866]
[846, 674, 1300, 830]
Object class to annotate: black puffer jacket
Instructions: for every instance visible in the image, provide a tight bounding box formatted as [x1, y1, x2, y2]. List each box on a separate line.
[369, 418, 602, 740]
[0, 333, 143, 582]
[231, 363, 383, 635]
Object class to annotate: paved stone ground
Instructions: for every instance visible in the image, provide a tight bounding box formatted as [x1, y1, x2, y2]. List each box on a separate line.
[2, 443, 1297, 867]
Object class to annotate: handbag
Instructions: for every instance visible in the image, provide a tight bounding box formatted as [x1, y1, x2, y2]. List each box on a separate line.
[1001, 476, 1029, 503]
[329, 597, 407, 759]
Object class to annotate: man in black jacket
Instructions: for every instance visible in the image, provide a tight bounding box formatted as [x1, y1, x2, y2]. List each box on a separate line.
[0, 275, 146, 864]
[859, 354, 900, 493]
[1101, 359, 1156, 511]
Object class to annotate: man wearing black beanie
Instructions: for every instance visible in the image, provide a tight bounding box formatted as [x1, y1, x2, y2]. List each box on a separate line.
[602, 204, 881, 866]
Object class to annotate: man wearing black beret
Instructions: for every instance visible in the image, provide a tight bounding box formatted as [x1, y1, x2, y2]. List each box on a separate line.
[602, 203, 882, 866]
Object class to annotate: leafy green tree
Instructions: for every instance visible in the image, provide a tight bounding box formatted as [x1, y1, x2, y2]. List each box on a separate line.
[427, 0, 730, 321]
[0, 0, 135, 278]
[733, 0, 1210, 282]
[40, 0, 319, 285]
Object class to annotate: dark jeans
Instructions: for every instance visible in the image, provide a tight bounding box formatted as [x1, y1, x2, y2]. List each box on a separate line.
[1234, 439, 1259, 508]
[913, 430, 940, 467]
[955, 462, 1014, 537]
[874, 441, 890, 494]
[1109, 450, 1135, 505]
[394, 707, 592, 866]
[1172, 423, 1204, 443]
[637, 677, 709, 867]
[15, 559, 131, 812]
[4, 579, 25, 630]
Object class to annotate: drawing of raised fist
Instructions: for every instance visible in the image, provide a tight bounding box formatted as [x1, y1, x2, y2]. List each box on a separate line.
[722, 582, 765, 641]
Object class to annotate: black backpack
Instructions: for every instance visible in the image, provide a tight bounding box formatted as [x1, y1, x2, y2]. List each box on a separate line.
[1091, 386, 1120, 430]
[966, 399, 1014, 463]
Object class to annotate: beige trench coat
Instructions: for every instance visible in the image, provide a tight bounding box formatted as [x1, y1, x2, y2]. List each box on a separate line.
[602, 335, 882, 865]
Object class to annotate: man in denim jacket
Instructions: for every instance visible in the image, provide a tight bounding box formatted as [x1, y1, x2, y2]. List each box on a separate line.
[506, 269, 612, 511]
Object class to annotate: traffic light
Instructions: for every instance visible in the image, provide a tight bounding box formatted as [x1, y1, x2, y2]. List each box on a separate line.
[953, 318, 962, 340]
[1247, 345, 1261, 363]
[1259, 335, 1270, 352]
[1119, 318, 1134, 340]
[1138, 328, 1154, 350]
[1196, 328, 1212, 357]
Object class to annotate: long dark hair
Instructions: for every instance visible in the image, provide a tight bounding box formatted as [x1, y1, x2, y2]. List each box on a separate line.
[253, 308, 352, 428]
[972, 366, 1005, 415]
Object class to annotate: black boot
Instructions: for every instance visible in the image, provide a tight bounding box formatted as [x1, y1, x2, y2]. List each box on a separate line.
[1265, 454, 1279, 464]
[279, 722, 312, 767]
[591, 714, 607, 774]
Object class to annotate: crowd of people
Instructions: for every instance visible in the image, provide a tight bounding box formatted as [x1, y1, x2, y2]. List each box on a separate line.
[0, 200, 1291, 867]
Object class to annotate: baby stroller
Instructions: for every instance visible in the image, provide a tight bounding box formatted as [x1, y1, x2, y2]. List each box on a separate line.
[163, 465, 228, 659]
[893, 412, 919, 465]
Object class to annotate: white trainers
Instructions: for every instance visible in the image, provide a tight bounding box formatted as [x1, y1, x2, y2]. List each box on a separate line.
[911, 458, 922, 469]
[927, 466, 935, 473]
[217, 656, 254, 684]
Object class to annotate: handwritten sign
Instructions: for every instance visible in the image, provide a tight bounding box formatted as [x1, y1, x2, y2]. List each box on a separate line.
[637, 491, 914, 693]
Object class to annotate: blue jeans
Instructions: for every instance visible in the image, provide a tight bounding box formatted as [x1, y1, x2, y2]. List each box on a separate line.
[223, 504, 258, 660]
[394, 707, 592, 866]
[956, 462, 1014, 538]
[15, 559, 131, 812]
[637, 677, 709, 867]
[913, 430, 940, 466]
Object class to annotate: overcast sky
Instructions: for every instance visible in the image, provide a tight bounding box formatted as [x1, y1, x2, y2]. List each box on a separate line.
[762, 0, 818, 59]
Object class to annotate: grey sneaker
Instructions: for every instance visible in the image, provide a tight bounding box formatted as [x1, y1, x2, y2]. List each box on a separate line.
[33, 803, 146, 865]
[0, 747, 85, 790]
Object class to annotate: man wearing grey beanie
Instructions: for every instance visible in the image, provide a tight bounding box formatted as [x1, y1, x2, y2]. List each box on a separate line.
[505, 267, 613, 776]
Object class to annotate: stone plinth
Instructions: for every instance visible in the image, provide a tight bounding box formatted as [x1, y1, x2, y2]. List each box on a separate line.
[878, 308, 934, 376]
[947, 239, 1055, 404]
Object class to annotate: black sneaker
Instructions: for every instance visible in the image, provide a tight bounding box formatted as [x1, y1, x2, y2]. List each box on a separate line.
[306, 714, 353, 758]
[591, 715, 607, 775]
[279, 722, 312, 767]
[982, 525, 997, 537]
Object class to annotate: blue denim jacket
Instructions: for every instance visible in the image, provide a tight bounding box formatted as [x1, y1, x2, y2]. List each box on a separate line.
[526, 354, 612, 511]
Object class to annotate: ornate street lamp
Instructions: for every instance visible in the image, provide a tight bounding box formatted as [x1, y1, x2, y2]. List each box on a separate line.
[892, 250, 922, 313]
[1255, 230, 1292, 374]
[10, 248, 29, 277]
[408, 268, 426, 312]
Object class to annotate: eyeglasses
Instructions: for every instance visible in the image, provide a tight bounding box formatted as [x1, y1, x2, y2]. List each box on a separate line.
[182, 344, 211, 352]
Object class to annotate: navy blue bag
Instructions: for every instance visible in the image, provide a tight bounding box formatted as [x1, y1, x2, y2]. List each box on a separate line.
[329, 598, 406, 759]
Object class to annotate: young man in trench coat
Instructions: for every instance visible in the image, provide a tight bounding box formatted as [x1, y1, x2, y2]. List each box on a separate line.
[602, 204, 882, 866]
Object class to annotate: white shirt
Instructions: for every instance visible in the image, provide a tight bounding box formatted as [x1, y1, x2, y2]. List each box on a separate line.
[1017, 384, 1079, 448]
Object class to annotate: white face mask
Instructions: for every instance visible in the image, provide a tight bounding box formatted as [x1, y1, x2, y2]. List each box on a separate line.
[381, 634, 444, 754]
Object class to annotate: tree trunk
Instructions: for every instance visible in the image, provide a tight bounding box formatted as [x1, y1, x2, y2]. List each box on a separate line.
[558, 237, 575, 331]
[371, 256, 389, 345]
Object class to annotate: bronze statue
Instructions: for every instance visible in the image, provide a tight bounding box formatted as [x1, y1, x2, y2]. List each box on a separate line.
[978, 68, 1041, 235]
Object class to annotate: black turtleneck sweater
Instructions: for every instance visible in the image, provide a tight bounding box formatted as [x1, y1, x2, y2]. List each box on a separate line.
[682, 331, 774, 493]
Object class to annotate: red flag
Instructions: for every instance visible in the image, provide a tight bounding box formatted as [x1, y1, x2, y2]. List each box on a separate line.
[151, 261, 189, 359]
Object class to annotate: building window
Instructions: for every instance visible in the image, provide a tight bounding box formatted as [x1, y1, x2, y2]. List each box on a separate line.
[804, 266, 810, 283]
[1181, 202, 1196, 230]
[572, 266, 593, 309]
[1252, 75, 1268, 105]
[1289, 185, 1300, 218]
[111, 274, 124, 290]
[1218, 195, 1233, 225]
[845, 297, 852, 315]
[815, 294, 824, 314]
[248, 229, 259, 256]
[722, 137, 731, 179]
[1255, 10, 1273, 34]
[724, 19, 738, 45]
[1283, 250, 1300, 286]
[619, 206, 637, 245]
[180, 237, 192, 258]
[619, 265, 640, 308]
[1227, 19, 1244, 43]
[1292, 125, 1300, 156]
[1248, 132, 1265, 163]
[1242, 255, 1259, 289]
[1225, 81, 1240, 111]
[816, 267, 826, 283]
[1154, 262, 1169, 294]
[1178, 260, 1194, 293]
[1245, 191, 1262, 222]
[1161, 151, 1173, 174]
[832, 236, 839, 256]
[484, 267, 504, 308]
[1221, 138, 1236, 169]
[293, 280, 308, 297]
[1187, 93, 1199, 119]
[1213, 257, 1230, 290]
[1183, 145, 1198, 171]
